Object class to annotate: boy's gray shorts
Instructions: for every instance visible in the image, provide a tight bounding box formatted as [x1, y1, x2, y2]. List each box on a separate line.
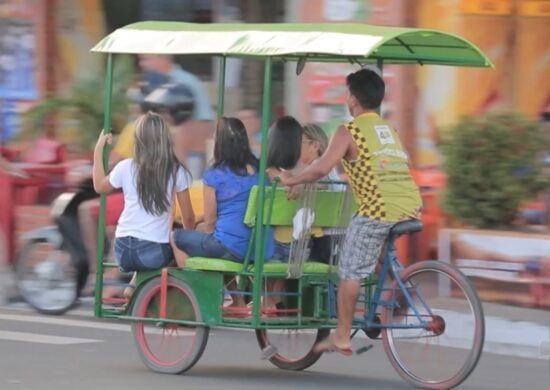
[338, 215, 394, 280]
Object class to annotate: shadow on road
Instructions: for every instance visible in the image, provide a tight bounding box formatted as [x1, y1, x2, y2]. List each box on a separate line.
[173, 365, 408, 389]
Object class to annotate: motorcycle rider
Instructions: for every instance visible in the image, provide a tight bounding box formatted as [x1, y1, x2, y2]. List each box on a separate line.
[142, 81, 196, 163]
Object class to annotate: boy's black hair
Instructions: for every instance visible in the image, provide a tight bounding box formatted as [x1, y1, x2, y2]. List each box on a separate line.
[267, 115, 302, 170]
[213, 117, 258, 175]
[346, 68, 385, 110]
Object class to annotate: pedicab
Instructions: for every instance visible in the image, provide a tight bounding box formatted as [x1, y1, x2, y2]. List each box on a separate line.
[91, 22, 492, 389]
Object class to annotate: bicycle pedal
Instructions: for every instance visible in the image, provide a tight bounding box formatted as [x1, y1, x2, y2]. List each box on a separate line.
[260, 345, 278, 360]
[355, 344, 373, 355]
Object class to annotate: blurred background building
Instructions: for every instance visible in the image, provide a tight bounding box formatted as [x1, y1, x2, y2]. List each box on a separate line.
[1, 0, 549, 307]
[0, 0, 548, 162]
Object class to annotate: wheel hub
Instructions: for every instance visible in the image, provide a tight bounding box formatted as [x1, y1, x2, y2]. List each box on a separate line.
[426, 315, 445, 335]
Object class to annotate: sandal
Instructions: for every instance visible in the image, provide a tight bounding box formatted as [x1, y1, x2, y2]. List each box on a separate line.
[223, 306, 251, 318]
[313, 337, 353, 356]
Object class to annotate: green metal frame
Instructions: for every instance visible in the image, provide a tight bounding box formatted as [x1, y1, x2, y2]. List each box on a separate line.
[94, 53, 113, 317]
[250, 57, 272, 327]
[92, 22, 492, 327]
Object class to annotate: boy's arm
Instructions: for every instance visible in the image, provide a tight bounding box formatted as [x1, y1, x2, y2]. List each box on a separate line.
[281, 125, 352, 186]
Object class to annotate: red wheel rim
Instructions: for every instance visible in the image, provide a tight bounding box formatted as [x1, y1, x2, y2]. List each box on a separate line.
[134, 283, 199, 367]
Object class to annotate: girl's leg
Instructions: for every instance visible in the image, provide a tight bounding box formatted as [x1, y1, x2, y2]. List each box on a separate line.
[264, 278, 285, 309]
[225, 276, 246, 308]
[170, 232, 188, 267]
[78, 199, 99, 282]
[123, 272, 136, 299]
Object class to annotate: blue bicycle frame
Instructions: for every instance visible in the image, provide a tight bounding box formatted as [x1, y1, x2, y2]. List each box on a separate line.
[352, 232, 435, 333]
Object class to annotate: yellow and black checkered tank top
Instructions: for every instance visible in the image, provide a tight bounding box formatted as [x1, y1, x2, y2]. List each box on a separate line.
[341, 113, 421, 222]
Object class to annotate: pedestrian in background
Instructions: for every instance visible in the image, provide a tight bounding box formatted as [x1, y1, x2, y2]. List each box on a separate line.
[138, 54, 214, 179]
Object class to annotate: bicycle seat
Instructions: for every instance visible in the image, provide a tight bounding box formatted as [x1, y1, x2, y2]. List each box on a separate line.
[390, 219, 423, 236]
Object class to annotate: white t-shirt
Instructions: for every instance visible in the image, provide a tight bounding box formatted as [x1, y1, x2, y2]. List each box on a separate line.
[109, 159, 190, 243]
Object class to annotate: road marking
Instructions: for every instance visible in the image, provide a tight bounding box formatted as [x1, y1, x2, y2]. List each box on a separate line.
[0, 313, 130, 332]
[0, 330, 100, 345]
[69, 309, 95, 317]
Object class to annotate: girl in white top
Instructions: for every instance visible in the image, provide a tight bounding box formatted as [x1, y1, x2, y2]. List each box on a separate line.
[93, 112, 194, 275]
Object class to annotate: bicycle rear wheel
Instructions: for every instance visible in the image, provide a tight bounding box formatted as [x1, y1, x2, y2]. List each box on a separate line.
[131, 276, 209, 374]
[381, 260, 484, 389]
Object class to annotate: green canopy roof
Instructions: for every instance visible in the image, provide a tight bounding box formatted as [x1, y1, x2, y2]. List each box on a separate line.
[91, 21, 493, 67]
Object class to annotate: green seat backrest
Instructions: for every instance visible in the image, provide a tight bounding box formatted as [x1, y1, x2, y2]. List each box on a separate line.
[243, 185, 356, 228]
[185, 185, 354, 274]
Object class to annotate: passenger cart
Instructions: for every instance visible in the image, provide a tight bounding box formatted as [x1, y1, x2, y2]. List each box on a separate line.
[91, 22, 492, 389]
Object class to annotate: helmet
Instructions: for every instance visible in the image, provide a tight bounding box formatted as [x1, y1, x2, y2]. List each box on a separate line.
[144, 82, 195, 125]
[126, 71, 171, 110]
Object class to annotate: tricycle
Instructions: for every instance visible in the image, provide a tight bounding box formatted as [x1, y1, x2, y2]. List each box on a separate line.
[91, 22, 491, 389]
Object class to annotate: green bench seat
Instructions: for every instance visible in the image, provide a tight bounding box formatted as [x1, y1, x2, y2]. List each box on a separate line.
[185, 257, 335, 274]
[186, 257, 243, 273]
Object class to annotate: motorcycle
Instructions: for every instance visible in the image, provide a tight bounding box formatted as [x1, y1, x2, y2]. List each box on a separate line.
[14, 171, 98, 315]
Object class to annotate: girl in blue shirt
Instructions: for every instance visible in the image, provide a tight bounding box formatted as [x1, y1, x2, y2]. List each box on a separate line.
[173, 117, 273, 266]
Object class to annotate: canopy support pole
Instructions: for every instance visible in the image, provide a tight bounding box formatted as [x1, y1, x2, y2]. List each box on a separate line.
[251, 57, 272, 326]
[94, 53, 114, 318]
[376, 59, 384, 116]
[217, 56, 226, 117]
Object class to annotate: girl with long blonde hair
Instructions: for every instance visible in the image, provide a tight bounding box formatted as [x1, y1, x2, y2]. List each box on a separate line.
[93, 112, 194, 275]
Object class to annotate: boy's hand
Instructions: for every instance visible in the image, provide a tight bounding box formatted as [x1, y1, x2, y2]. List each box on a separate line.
[276, 171, 303, 200]
[277, 170, 294, 186]
[286, 184, 301, 200]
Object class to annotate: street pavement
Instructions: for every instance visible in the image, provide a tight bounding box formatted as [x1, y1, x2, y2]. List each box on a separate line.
[0, 297, 548, 390]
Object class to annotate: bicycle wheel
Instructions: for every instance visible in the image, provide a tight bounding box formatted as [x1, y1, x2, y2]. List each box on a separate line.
[131, 276, 209, 374]
[381, 260, 484, 389]
[256, 328, 329, 370]
[15, 238, 78, 315]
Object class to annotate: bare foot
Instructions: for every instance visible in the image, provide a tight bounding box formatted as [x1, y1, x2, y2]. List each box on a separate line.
[102, 286, 124, 299]
[123, 272, 136, 299]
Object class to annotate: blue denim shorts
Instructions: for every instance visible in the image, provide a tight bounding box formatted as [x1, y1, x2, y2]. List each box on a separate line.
[271, 241, 290, 261]
[173, 229, 239, 261]
[114, 236, 173, 272]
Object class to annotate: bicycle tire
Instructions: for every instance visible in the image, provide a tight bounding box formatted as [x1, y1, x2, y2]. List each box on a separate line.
[381, 260, 485, 389]
[131, 276, 209, 374]
[256, 327, 329, 370]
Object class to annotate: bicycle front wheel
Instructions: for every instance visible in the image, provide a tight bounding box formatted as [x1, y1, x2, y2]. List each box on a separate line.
[381, 260, 485, 389]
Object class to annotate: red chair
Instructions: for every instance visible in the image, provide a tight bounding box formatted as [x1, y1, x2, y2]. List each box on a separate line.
[1, 145, 21, 161]
[22, 137, 66, 164]
[410, 168, 447, 261]
[15, 137, 68, 204]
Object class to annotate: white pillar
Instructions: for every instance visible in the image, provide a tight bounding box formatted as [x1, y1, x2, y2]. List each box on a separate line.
[283, 0, 301, 118]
